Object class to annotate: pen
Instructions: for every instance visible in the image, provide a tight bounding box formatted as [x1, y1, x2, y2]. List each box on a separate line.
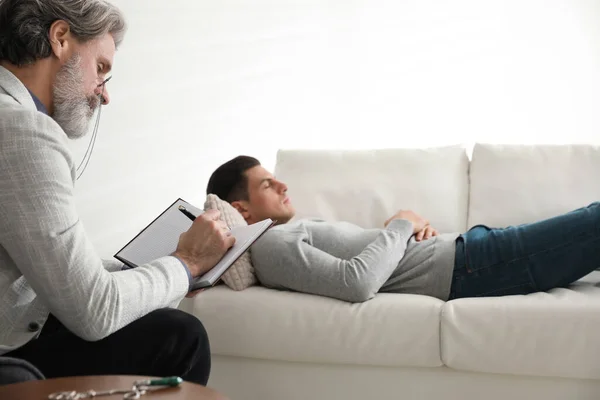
[135, 376, 183, 387]
[178, 206, 196, 221]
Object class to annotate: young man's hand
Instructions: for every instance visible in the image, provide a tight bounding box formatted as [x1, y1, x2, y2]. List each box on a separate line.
[384, 210, 429, 234]
[415, 225, 438, 241]
[173, 209, 236, 278]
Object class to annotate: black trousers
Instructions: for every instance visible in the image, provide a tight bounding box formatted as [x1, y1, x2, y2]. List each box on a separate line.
[5, 308, 211, 385]
[0, 356, 44, 385]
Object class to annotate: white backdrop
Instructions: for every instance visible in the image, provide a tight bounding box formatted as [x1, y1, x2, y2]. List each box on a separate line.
[69, 0, 600, 257]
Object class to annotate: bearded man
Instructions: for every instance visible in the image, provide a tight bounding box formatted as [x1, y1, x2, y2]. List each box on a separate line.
[0, 0, 234, 385]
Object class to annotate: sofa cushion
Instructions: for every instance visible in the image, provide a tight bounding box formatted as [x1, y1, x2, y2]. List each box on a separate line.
[274, 146, 469, 233]
[468, 143, 600, 229]
[441, 270, 600, 380]
[191, 286, 445, 368]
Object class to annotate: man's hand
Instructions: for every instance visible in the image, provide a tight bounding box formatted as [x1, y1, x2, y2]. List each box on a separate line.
[384, 210, 429, 234]
[172, 209, 235, 278]
[415, 225, 438, 242]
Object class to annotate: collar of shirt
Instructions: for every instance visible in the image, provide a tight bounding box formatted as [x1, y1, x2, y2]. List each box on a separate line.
[27, 89, 48, 115]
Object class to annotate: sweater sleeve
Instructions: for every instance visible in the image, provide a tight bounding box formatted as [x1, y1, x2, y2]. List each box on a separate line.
[250, 219, 414, 302]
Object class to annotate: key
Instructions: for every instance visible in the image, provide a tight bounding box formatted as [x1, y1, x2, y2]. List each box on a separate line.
[49, 388, 134, 399]
[48, 376, 181, 400]
[83, 388, 135, 398]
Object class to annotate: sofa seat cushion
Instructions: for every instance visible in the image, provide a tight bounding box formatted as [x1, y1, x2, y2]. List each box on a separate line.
[441, 270, 600, 380]
[191, 285, 445, 368]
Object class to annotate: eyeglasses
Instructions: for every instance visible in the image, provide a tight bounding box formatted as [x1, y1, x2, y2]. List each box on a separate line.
[76, 76, 112, 180]
[97, 76, 112, 102]
[99, 76, 112, 86]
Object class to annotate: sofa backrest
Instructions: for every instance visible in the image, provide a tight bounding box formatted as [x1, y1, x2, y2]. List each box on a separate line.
[274, 146, 469, 233]
[468, 143, 600, 228]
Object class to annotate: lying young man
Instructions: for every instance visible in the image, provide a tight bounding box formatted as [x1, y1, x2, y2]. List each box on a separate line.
[206, 156, 600, 303]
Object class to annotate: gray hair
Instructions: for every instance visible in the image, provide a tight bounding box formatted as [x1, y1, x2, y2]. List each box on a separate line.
[0, 0, 127, 66]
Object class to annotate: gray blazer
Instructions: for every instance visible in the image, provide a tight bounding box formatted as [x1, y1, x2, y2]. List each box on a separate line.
[0, 66, 189, 355]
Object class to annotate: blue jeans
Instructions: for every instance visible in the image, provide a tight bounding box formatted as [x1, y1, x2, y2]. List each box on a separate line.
[449, 202, 600, 299]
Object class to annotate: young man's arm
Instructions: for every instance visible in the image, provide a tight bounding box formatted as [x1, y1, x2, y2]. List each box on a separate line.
[251, 219, 414, 303]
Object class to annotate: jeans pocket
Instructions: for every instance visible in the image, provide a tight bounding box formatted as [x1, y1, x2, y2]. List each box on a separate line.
[462, 225, 499, 273]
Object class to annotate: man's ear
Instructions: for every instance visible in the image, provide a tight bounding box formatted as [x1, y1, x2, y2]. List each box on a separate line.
[231, 200, 251, 222]
[48, 20, 74, 63]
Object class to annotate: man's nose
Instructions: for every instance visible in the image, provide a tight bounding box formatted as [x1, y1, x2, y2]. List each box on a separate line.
[95, 85, 110, 106]
[277, 180, 288, 193]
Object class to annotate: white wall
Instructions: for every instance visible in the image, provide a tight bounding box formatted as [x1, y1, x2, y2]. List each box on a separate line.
[70, 0, 600, 257]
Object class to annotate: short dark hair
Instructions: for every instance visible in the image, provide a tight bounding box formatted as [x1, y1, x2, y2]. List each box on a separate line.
[0, 0, 126, 66]
[206, 156, 261, 203]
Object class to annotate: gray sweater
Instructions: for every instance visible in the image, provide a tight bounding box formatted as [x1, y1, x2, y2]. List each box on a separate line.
[251, 219, 459, 303]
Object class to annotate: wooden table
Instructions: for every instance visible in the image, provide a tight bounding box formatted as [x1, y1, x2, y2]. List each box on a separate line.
[0, 375, 229, 399]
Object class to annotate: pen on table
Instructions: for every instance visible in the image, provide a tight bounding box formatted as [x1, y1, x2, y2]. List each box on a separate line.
[179, 207, 196, 221]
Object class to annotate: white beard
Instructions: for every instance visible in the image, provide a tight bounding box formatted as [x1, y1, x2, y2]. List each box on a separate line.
[52, 54, 100, 139]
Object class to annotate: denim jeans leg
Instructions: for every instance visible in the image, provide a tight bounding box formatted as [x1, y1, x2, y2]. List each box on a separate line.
[451, 201, 600, 299]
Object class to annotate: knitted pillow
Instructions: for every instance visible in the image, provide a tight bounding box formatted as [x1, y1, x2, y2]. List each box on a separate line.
[203, 194, 258, 291]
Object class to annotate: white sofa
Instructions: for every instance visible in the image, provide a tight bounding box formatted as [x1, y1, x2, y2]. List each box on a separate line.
[180, 143, 600, 400]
